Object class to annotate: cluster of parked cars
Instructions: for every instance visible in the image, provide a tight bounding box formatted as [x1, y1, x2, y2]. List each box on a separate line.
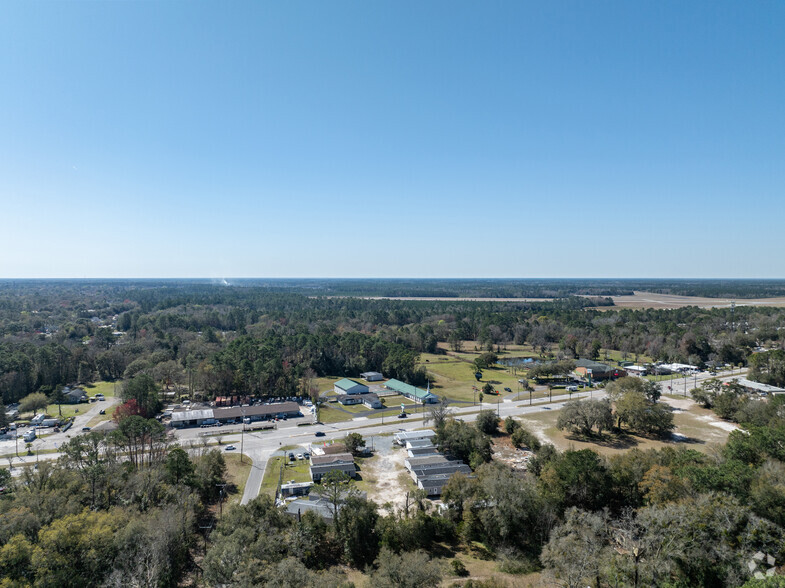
[287, 451, 310, 461]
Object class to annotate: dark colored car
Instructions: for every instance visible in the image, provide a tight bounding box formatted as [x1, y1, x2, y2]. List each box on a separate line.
[315, 431, 326, 437]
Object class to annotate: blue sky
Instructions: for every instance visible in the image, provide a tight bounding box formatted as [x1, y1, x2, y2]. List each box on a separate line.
[1, 1, 783, 278]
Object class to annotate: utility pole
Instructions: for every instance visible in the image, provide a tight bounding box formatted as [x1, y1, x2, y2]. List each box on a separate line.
[216, 483, 227, 518]
[240, 407, 246, 463]
[198, 519, 213, 554]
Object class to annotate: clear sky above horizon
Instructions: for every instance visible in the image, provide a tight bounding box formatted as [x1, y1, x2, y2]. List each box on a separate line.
[1, 1, 784, 279]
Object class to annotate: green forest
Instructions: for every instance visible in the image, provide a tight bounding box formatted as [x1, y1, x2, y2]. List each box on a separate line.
[1, 280, 785, 587]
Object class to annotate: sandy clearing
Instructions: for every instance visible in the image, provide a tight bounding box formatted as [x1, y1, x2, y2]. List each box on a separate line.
[697, 414, 740, 432]
[597, 291, 785, 310]
[363, 447, 409, 511]
[661, 397, 698, 411]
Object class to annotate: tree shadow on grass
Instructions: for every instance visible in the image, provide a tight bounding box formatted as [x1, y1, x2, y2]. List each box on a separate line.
[563, 431, 641, 450]
[565, 429, 706, 449]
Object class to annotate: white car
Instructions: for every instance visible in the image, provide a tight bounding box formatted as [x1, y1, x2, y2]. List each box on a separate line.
[225, 445, 236, 451]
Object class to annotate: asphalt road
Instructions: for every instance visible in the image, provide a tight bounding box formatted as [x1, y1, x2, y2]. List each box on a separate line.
[0, 394, 122, 467]
[2, 368, 747, 496]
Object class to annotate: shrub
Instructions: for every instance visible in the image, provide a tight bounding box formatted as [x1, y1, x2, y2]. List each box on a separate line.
[450, 559, 469, 577]
[510, 426, 541, 451]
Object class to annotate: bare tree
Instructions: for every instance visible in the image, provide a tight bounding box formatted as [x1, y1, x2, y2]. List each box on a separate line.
[424, 398, 451, 430]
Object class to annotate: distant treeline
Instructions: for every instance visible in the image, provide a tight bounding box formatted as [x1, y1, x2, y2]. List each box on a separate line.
[5, 277, 785, 299]
[0, 281, 784, 404]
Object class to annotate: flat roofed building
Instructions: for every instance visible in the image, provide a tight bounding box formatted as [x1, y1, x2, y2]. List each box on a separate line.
[410, 462, 472, 481]
[280, 482, 314, 498]
[170, 409, 215, 427]
[334, 378, 369, 396]
[405, 438, 434, 449]
[737, 378, 785, 395]
[394, 429, 437, 445]
[214, 402, 300, 422]
[407, 446, 438, 457]
[405, 455, 448, 470]
[417, 473, 468, 496]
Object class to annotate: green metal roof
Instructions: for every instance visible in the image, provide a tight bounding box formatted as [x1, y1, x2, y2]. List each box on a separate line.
[384, 378, 436, 400]
[334, 378, 364, 391]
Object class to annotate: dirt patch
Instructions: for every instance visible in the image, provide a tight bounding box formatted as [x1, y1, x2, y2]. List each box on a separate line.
[698, 415, 740, 432]
[661, 396, 698, 411]
[493, 440, 535, 471]
[362, 446, 410, 511]
[590, 291, 785, 310]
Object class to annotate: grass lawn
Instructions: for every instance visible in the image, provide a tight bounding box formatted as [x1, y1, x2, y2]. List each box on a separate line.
[83, 381, 119, 397]
[40, 404, 82, 419]
[315, 376, 341, 394]
[421, 357, 539, 403]
[512, 401, 731, 457]
[317, 404, 355, 424]
[260, 455, 312, 496]
[335, 403, 371, 414]
[223, 453, 253, 505]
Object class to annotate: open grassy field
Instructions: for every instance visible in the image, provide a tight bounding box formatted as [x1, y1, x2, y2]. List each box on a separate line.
[260, 455, 312, 496]
[38, 403, 81, 419]
[83, 381, 118, 397]
[315, 376, 341, 393]
[420, 354, 546, 403]
[317, 404, 355, 424]
[512, 399, 733, 457]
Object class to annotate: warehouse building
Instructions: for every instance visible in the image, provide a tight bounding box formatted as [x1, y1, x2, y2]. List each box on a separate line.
[333, 378, 369, 396]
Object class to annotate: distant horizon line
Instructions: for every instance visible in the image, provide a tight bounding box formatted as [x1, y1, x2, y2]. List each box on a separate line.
[1, 277, 784, 282]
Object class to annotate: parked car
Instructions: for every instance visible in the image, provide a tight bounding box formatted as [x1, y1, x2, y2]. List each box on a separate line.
[82, 427, 91, 432]
[504, 387, 512, 393]
[296, 453, 304, 460]
[566, 385, 578, 392]
[225, 445, 236, 451]
[99, 409, 106, 415]
[288, 452, 295, 461]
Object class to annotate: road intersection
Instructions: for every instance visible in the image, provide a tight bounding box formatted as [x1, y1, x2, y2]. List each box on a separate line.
[1, 368, 747, 502]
